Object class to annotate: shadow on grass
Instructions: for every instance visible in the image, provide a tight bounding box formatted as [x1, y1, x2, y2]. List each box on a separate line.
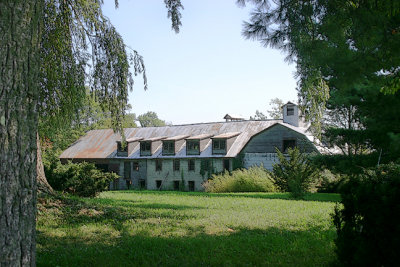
[38, 195, 200, 232]
[37, 224, 337, 267]
[113, 190, 341, 203]
[37, 194, 338, 266]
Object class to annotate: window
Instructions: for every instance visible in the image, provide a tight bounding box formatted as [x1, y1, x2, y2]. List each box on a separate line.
[187, 140, 199, 150]
[163, 141, 175, 155]
[156, 180, 162, 189]
[212, 139, 227, 154]
[173, 181, 180, 191]
[155, 159, 162, 171]
[213, 139, 226, 150]
[124, 162, 131, 179]
[188, 159, 195, 171]
[140, 142, 151, 155]
[186, 140, 200, 155]
[188, 181, 195, 191]
[287, 106, 294, 116]
[133, 161, 139, 171]
[283, 139, 296, 152]
[117, 142, 128, 153]
[173, 159, 180, 171]
[223, 159, 230, 171]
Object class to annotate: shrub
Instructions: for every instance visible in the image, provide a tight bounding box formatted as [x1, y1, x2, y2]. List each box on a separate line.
[203, 166, 276, 193]
[272, 147, 319, 199]
[48, 161, 118, 197]
[317, 169, 346, 193]
[333, 163, 400, 266]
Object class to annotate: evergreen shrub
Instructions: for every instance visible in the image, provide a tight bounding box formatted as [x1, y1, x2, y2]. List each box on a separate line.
[333, 163, 400, 266]
[47, 161, 118, 197]
[272, 147, 319, 198]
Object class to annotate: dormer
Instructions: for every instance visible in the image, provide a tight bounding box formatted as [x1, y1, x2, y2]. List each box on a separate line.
[211, 132, 241, 155]
[126, 137, 143, 156]
[283, 102, 299, 127]
[185, 134, 214, 155]
[140, 136, 167, 156]
[162, 135, 190, 156]
[116, 141, 128, 157]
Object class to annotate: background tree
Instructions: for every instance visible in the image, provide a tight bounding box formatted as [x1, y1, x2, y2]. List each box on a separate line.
[267, 98, 284, 119]
[239, 0, 400, 159]
[138, 111, 167, 127]
[250, 98, 284, 120]
[250, 110, 268, 120]
[0, 0, 183, 265]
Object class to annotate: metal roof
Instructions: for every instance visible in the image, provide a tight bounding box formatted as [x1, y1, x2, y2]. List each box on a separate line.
[141, 136, 168, 142]
[126, 137, 143, 143]
[164, 135, 190, 141]
[60, 120, 312, 159]
[212, 132, 241, 139]
[186, 133, 214, 140]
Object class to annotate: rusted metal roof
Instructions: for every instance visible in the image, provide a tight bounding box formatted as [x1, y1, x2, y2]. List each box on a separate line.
[59, 120, 312, 159]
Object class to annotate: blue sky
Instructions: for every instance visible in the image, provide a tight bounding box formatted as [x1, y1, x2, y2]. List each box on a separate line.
[102, 0, 297, 124]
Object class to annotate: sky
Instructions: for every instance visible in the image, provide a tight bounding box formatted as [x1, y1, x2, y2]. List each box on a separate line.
[102, 0, 297, 124]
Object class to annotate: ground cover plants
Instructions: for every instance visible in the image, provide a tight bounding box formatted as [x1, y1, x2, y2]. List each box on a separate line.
[37, 191, 339, 266]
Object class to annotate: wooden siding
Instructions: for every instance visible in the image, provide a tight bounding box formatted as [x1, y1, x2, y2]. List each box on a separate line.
[241, 124, 315, 154]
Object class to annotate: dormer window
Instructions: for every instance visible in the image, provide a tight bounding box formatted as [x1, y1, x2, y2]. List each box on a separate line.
[162, 141, 175, 155]
[117, 142, 128, 153]
[212, 139, 227, 155]
[186, 140, 200, 155]
[287, 106, 294, 116]
[140, 141, 151, 156]
[117, 141, 128, 157]
[211, 132, 240, 155]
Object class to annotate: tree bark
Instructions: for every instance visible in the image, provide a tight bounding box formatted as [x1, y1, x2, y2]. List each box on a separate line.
[0, 1, 43, 266]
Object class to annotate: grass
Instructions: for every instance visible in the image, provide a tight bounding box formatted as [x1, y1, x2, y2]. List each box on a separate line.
[36, 191, 340, 266]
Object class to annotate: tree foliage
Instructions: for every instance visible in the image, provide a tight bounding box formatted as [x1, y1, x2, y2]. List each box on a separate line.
[138, 111, 167, 127]
[250, 98, 284, 120]
[39, 0, 183, 139]
[333, 164, 400, 266]
[0, 1, 183, 265]
[239, 0, 400, 153]
[47, 161, 119, 197]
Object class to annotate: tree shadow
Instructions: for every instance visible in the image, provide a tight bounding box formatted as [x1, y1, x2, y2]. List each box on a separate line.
[37, 225, 337, 267]
[38, 196, 200, 233]
[119, 190, 341, 203]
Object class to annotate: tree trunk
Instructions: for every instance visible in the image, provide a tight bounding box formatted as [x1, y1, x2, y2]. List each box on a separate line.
[36, 133, 54, 195]
[0, 1, 43, 266]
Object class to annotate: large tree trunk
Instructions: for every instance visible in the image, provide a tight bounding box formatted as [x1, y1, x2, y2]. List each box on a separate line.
[0, 1, 43, 266]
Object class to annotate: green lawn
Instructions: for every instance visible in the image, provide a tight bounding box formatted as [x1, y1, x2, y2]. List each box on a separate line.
[37, 191, 340, 266]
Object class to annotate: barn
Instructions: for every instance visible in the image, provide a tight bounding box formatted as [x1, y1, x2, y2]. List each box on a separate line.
[60, 102, 317, 191]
